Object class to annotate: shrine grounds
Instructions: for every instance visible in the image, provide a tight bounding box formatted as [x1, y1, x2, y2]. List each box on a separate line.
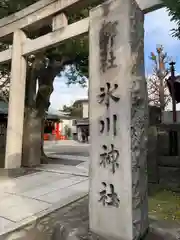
[0, 0, 179, 238]
[0, 140, 179, 240]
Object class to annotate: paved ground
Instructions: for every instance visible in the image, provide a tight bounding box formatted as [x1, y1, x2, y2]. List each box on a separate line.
[44, 140, 89, 157]
[0, 141, 89, 236]
[0, 140, 179, 239]
[2, 197, 180, 240]
[42, 140, 89, 176]
[0, 171, 88, 235]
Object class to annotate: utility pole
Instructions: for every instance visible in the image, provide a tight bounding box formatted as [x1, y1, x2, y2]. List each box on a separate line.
[169, 61, 178, 156]
[169, 62, 177, 123]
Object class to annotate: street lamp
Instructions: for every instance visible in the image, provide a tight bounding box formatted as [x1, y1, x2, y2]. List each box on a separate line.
[166, 61, 180, 155]
[169, 61, 177, 122]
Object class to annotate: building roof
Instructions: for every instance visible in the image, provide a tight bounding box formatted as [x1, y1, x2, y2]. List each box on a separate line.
[73, 98, 88, 105]
[47, 108, 71, 120]
[0, 102, 71, 120]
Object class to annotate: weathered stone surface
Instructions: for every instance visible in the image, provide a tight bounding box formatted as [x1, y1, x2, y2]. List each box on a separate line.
[5, 30, 27, 169]
[2, 197, 180, 240]
[130, 1, 149, 238]
[147, 126, 159, 183]
[51, 224, 70, 240]
[89, 0, 148, 239]
[0, 0, 93, 40]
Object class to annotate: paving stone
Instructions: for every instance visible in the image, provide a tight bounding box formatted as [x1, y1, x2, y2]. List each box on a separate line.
[36, 180, 88, 203]
[70, 180, 89, 192]
[20, 176, 87, 198]
[37, 164, 88, 176]
[0, 193, 11, 200]
[1, 172, 70, 194]
[0, 218, 13, 233]
[0, 168, 89, 236]
[0, 197, 50, 222]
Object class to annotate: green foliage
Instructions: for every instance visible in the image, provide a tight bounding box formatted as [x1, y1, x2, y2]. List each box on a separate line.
[62, 104, 82, 118]
[0, 0, 37, 17]
[62, 105, 71, 112]
[162, 0, 180, 39]
[0, 0, 102, 85]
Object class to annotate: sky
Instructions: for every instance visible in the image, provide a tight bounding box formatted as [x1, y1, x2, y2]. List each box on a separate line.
[50, 7, 180, 111]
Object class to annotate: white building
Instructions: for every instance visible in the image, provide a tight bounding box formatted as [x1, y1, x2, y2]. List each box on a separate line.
[72, 98, 89, 142]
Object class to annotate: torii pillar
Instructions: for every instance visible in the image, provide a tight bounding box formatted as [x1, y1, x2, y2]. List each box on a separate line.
[5, 30, 27, 169]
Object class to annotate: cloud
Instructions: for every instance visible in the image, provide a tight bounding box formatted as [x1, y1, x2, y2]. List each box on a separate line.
[50, 76, 88, 110]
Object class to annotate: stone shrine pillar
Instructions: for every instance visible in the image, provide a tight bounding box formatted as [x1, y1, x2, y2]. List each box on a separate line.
[89, 0, 149, 239]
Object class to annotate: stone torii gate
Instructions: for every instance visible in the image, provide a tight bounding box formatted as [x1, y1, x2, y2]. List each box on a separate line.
[0, 0, 163, 239]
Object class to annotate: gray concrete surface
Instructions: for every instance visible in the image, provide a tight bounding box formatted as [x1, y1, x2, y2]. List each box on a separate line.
[44, 140, 90, 157]
[1, 197, 180, 240]
[42, 140, 89, 176]
[0, 141, 89, 235]
[0, 140, 179, 239]
[0, 170, 88, 235]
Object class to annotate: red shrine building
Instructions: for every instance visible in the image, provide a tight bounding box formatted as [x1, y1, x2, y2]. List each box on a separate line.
[0, 101, 70, 141]
[44, 109, 71, 140]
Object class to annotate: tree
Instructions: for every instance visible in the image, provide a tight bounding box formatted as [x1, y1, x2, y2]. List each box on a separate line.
[0, 72, 10, 103]
[0, 0, 99, 166]
[62, 104, 83, 118]
[147, 45, 171, 114]
[162, 0, 180, 39]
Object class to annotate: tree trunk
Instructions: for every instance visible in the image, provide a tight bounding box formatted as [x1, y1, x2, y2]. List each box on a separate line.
[22, 109, 41, 167]
[22, 110, 48, 167]
[40, 117, 49, 164]
[22, 58, 61, 167]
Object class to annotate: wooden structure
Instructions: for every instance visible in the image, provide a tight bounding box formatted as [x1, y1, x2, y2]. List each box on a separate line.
[0, 99, 63, 141]
[44, 113, 68, 140]
[44, 115, 61, 140]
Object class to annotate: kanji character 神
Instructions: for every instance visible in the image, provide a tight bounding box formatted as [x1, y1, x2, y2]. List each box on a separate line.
[100, 144, 119, 174]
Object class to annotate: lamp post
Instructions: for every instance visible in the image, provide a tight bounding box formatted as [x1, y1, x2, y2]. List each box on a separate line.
[169, 61, 177, 123]
[169, 61, 178, 155]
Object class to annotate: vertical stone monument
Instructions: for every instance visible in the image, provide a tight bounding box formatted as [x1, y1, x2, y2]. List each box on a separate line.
[89, 0, 149, 239]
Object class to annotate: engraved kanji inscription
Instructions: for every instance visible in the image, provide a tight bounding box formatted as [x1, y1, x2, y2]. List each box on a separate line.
[106, 117, 110, 132]
[113, 114, 117, 136]
[99, 21, 118, 72]
[99, 182, 108, 206]
[99, 182, 120, 208]
[99, 115, 118, 136]
[107, 184, 120, 207]
[100, 144, 119, 174]
[100, 120, 105, 133]
[97, 82, 120, 108]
